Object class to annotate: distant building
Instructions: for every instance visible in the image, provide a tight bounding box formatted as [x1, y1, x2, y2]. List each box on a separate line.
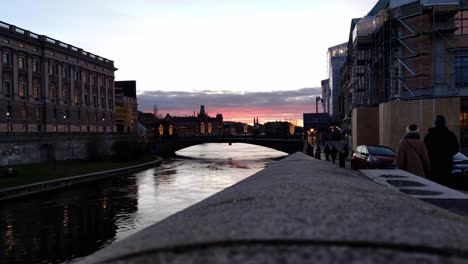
[303, 113, 331, 132]
[264, 121, 296, 138]
[0, 20, 117, 133]
[159, 105, 224, 137]
[328, 43, 348, 121]
[115, 81, 137, 132]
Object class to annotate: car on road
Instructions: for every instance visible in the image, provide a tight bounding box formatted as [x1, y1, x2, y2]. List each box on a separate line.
[351, 145, 396, 170]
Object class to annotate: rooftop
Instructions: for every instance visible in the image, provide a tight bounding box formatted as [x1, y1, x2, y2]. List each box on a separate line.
[0, 20, 115, 69]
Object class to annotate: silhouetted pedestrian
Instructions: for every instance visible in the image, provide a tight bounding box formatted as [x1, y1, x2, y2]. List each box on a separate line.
[315, 146, 321, 160]
[324, 144, 331, 161]
[330, 145, 338, 164]
[395, 124, 431, 177]
[306, 143, 314, 157]
[424, 115, 459, 186]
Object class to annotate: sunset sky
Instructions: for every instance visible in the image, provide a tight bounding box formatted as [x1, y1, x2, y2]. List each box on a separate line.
[3, 0, 377, 126]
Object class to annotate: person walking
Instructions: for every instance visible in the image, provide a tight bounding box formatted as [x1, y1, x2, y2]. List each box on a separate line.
[330, 145, 338, 164]
[395, 124, 431, 177]
[324, 144, 331, 161]
[424, 115, 459, 186]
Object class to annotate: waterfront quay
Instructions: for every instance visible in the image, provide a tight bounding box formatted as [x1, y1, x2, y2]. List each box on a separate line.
[81, 152, 468, 263]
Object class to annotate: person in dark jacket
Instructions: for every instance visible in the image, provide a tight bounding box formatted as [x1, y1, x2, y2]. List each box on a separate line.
[324, 144, 331, 161]
[424, 115, 459, 186]
[330, 145, 338, 164]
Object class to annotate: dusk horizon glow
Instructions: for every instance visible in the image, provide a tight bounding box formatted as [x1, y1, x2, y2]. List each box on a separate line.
[2, 0, 377, 123]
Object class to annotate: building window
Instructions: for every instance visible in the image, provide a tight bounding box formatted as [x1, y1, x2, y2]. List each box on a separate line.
[455, 56, 468, 88]
[74, 70, 79, 81]
[33, 60, 40, 72]
[18, 57, 25, 70]
[2, 53, 10, 65]
[4, 80, 11, 97]
[23, 124, 28, 132]
[84, 73, 89, 83]
[33, 82, 40, 99]
[50, 87, 56, 101]
[37, 125, 41, 132]
[85, 94, 89, 106]
[21, 106, 26, 118]
[53, 108, 57, 120]
[74, 92, 79, 104]
[36, 107, 40, 120]
[78, 109, 81, 121]
[19, 83, 26, 97]
[93, 95, 97, 107]
[49, 63, 56, 75]
[108, 99, 112, 109]
[456, 11, 468, 35]
[7, 123, 12, 132]
[63, 88, 68, 103]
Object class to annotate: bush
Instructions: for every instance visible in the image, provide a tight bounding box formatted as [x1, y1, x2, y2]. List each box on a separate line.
[112, 140, 145, 162]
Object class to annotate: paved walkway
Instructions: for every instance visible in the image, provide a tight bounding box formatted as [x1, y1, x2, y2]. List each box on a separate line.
[80, 153, 468, 263]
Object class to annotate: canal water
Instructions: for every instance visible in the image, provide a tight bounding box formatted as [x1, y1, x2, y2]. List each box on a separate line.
[0, 143, 286, 264]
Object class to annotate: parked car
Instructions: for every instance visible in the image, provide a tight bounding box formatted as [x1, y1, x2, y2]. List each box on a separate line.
[451, 152, 468, 188]
[351, 145, 396, 170]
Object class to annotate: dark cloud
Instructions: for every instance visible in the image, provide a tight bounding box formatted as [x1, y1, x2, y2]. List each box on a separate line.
[137, 88, 321, 112]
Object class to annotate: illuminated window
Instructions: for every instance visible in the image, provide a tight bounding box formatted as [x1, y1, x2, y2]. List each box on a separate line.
[33, 82, 40, 99]
[7, 123, 12, 132]
[21, 106, 26, 118]
[74, 92, 79, 104]
[19, 83, 25, 97]
[456, 11, 468, 35]
[159, 125, 164, 135]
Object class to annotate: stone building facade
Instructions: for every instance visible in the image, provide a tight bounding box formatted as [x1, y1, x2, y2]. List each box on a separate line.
[0, 20, 117, 133]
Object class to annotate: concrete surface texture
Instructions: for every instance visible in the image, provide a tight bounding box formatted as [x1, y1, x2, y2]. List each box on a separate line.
[80, 152, 468, 263]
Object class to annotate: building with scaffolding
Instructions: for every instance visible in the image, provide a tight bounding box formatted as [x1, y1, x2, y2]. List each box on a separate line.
[341, 0, 468, 152]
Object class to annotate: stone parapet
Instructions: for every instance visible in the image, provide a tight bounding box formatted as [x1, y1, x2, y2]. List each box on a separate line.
[80, 152, 468, 263]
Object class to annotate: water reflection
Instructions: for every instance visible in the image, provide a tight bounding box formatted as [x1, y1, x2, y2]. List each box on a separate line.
[0, 143, 286, 263]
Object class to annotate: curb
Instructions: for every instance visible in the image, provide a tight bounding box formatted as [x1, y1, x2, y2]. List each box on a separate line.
[0, 157, 163, 201]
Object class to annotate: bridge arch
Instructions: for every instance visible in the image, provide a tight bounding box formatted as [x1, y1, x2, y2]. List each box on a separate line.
[149, 138, 303, 157]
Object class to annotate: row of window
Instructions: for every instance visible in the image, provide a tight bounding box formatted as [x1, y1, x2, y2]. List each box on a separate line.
[4, 124, 115, 133]
[2, 80, 113, 108]
[2, 52, 113, 87]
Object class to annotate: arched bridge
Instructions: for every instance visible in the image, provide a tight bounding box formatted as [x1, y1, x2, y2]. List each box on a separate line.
[149, 137, 304, 156]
